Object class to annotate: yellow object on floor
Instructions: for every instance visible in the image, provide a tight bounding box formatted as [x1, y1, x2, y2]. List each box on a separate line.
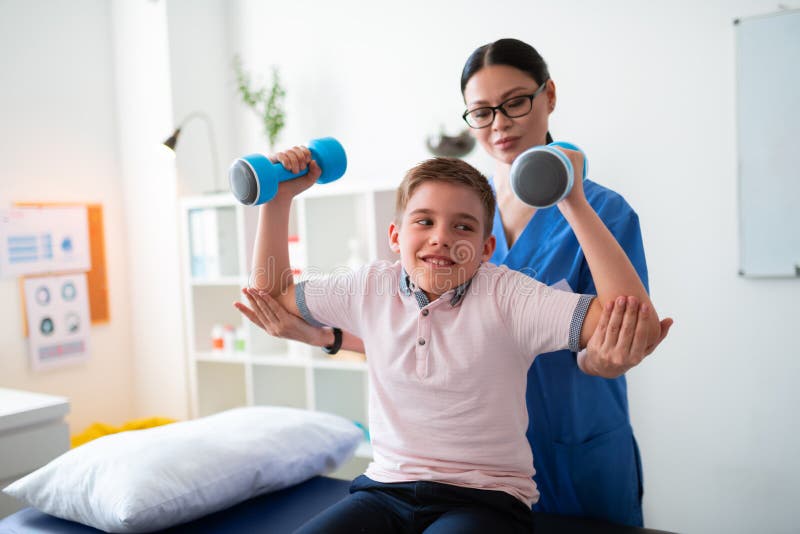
[71, 417, 177, 448]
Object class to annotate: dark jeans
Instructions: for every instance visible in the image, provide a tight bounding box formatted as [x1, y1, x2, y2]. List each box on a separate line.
[294, 474, 534, 533]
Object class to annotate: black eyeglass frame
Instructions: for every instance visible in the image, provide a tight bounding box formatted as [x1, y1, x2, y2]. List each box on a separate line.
[462, 81, 549, 129]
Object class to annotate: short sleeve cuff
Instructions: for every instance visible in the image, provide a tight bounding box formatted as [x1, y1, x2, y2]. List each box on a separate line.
[568, 295, 594, 353]
[295, 281, 326, 328]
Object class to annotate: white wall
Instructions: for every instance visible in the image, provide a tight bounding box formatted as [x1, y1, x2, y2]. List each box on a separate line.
[165, 0, 238, 197]
[218, 1, 799, 532]
[0, 0, 192, 434]
[110, 0, 187, 421]
[0, 1, 136, 433]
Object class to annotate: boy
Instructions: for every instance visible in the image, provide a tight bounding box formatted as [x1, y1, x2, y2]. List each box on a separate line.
[237, 147, 661, 533]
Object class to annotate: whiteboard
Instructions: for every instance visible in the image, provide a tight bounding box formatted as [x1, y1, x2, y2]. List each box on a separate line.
[735, 9, 800, 277]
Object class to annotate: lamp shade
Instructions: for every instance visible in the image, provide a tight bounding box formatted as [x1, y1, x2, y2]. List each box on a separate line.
[162, 128, 182, 151]
[162, 111, 222, 193]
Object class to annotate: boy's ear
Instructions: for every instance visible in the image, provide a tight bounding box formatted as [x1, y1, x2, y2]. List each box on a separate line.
[481, 234, 496, 262]
[388, 221, 401, 254]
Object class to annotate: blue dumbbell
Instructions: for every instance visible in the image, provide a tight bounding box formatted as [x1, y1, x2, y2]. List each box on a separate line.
[509, 141, 587, 208]
[229, 137, 347, 205]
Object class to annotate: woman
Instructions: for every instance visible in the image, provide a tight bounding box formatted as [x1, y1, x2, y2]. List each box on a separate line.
[459, 38, 673, 526]
[239, 38, 672, 527]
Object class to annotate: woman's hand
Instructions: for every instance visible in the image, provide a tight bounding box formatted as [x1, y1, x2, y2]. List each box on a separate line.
[267, 145, 321, 203]
[578, 296, 674, 378]
[234, 287, 330, 346]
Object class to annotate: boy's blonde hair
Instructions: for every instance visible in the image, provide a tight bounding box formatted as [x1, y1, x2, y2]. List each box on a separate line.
[395, 157, 495, 237]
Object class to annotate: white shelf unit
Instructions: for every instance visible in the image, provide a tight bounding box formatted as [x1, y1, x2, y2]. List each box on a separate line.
[178, 186, 396, 479]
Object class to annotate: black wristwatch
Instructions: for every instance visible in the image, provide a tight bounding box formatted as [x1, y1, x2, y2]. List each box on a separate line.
[322, 327, 343, 355]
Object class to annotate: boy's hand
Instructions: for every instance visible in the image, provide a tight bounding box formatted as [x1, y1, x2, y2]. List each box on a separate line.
[552, 146, 586, 207]
[267, 145, 321, 203]
[579, 296, 674, 378]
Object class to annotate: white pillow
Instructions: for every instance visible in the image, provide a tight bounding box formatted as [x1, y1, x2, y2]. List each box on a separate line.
[4, 406, 361, 533]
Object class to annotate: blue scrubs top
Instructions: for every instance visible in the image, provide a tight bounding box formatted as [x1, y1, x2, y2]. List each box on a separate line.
[490, 179, 648, 527]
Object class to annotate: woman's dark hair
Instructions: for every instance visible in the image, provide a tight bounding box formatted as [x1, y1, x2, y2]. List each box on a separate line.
[461, 38, 553, 143]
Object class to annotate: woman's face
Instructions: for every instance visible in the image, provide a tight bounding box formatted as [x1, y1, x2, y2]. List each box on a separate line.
[462, 64, 554, 166]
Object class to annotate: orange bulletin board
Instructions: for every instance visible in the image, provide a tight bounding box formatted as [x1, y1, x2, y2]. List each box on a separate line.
[16, 203, 109, 333]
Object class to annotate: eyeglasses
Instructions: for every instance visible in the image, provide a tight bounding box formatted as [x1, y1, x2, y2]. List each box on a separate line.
[462, 82, 549, 129]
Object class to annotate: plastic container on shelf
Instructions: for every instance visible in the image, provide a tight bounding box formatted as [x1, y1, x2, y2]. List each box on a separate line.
[223, 325, 236, 355]
[234, 326, 246, 353]
[211, 325, 224, 354]
[288, 235, 305, 278]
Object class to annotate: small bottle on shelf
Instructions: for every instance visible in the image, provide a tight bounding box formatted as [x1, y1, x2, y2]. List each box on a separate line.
[211, 325, 224, 354]
[223, 325, 236, 355]
[288, 235, 305, 279]
[234, 326, 246, 353]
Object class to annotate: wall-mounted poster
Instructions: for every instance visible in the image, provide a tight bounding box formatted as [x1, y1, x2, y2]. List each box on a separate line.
[14, 202, 110, 325]
[0, 207, 91, 278]
[23, 273, 90, 370]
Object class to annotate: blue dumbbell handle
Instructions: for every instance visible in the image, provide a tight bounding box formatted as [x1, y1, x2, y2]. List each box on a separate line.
[230, 137, 346, 205]
[246, 148, 321, 183]
[547, 141, 588, 180]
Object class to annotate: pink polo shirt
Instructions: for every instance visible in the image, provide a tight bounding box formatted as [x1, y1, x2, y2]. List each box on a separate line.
[297, 261, 591, 506]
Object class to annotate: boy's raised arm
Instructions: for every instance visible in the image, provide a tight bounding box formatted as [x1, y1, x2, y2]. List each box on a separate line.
[556, 150, 662, 350]
[247, 146, 321, 317]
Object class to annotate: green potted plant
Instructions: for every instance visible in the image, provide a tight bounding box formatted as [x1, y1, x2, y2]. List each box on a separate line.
[233, 55, 286, 151]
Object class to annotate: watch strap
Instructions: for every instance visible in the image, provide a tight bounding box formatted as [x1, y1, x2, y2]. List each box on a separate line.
[322, 327, 343, 355]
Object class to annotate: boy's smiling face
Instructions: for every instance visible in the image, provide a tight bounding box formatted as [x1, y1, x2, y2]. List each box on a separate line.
[389, 181, 496, 301]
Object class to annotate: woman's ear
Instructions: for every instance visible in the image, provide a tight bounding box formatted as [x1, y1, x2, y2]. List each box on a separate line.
[546, 79, 557, 113]
[388, 221, 401, 254]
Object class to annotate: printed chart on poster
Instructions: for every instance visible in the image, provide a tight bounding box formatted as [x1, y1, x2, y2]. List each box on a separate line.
[23, 273, 91, 370]
[0, 207, 91, 278]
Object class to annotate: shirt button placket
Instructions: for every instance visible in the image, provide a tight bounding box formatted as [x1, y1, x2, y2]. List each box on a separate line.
[416, 307, 431, 378]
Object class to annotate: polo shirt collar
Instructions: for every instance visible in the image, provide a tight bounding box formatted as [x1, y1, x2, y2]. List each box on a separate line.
[400, 268, 473, 308]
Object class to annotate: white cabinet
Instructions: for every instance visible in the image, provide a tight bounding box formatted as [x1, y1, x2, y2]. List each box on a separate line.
[179, 185, 396, 479]
[0, 388, 70, 517]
